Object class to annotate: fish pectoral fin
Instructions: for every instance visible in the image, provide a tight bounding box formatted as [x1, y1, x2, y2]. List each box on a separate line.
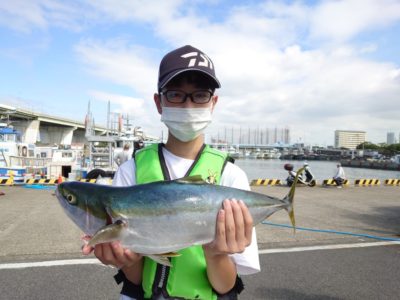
[175, 175, 206, 184]
[87, 220, 127, 247]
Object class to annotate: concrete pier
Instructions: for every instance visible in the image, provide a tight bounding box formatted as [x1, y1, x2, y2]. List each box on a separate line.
[0, 185, 399, 299]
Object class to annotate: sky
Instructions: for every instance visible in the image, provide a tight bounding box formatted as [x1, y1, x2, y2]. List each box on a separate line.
[1, 0, 400, 146]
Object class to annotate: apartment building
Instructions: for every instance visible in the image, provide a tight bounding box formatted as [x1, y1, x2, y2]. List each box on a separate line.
[334, 130, 366, 150]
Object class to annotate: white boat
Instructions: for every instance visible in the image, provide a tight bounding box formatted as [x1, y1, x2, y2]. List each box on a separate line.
[263, 148, 282, 159]
[47, 146, 85, 180]
[249, 148, 262, 159]
[391, 155, 400, 164]
[227, 146, 242, 159]
[0, 124, 49, 183]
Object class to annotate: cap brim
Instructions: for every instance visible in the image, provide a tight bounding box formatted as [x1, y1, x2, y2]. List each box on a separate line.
[158, 68, 221, 89]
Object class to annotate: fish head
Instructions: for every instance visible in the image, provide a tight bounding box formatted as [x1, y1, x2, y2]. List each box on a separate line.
[56, 181, 110, 236]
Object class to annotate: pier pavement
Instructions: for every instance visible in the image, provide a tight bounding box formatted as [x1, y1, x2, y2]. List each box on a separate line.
[0, 184, 399, 299]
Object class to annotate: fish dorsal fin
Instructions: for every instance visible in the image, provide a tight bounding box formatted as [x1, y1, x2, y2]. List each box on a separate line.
[175, 175, 207, 184]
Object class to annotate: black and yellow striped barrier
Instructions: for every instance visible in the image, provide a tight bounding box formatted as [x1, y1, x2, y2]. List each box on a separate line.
[384, 179, 400, 186]
[322, 179, 349, 186]
[25, 178, 58, 185]
[354, 179, 380, 186]
[250, 179, 282, 186]
[79, 179, 97, 183]
[0, 178, 14, 185]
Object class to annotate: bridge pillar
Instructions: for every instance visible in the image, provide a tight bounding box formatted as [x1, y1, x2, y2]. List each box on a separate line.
[22, 120, 40, 144]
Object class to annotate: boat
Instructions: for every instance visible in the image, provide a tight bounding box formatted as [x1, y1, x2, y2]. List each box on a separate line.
[263, 148, 282, 159]
[391, 155, 400, 164]
[0, 123, 49, 183]
[249, 148, 262, 159]
[227, 146, 242, 159]
[47, 146, 85, 180]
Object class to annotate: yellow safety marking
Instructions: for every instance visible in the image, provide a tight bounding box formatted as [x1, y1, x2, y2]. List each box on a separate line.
[322, 179, 349, 186]
[24, 179, 58, 185]
[250, 179, 282, 186]
[0, 178, 14, 185]
[354, 179, 380, 186]
[79, 179, 98, 183]
[385, 179, 400, 186]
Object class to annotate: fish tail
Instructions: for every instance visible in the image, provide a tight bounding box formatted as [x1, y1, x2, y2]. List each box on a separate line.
[282, 167, 305, 231]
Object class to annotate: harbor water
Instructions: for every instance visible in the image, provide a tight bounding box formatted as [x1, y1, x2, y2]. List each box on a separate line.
[235, 159, 400, 182]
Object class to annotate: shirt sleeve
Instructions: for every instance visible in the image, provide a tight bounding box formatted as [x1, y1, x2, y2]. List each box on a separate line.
[113, 159, 136, 186]
[221, 162, 261, 275]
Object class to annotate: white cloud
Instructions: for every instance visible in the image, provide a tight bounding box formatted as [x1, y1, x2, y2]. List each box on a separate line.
[1, 0, 399, 144]
[309, 0, 400, 42]
[87, 89, 163, 133]
[75, 38, 158, 96]
[71, 1, 400, 144]
[84, 0, 184, 22]
[0, 0, 87, 32]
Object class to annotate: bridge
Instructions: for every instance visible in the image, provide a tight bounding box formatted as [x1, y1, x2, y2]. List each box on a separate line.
[0, 103, 108, 146]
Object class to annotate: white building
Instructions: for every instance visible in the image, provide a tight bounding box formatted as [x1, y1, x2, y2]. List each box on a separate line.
[334, 130, 366, 150]
[387, 132, 396, 145]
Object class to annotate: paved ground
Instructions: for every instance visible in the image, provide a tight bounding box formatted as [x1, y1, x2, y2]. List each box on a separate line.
[0, 184, 399, 299]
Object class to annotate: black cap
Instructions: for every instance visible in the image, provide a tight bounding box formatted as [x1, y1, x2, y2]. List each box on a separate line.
[158, 45, 221, 90]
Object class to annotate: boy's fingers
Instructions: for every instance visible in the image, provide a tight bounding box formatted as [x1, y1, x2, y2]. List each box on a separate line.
[81, 244, 94, 255]
[215, 208, 226, 243]
[223, 200, 236, 247]
[239, 200, 253, 245]
[231, 199, 245, 244]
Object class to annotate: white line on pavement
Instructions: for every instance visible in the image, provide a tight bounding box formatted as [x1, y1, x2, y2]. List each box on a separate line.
[258, 241, 400, 254]
[0, 258, 101, 270]
[1, 241, 399, 270]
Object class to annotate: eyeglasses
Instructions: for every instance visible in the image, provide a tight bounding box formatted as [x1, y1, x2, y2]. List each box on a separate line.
[161, 90, 213, 104]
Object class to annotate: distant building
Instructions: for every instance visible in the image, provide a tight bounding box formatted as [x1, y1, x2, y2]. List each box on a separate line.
[387, 132, 396, 145]
[334, 130, 366, 150]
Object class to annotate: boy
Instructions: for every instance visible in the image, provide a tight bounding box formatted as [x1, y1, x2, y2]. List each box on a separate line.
[83, 45, 260, 299]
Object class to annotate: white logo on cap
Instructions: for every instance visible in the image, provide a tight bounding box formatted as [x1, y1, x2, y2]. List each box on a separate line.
[181, 52, 213, 69]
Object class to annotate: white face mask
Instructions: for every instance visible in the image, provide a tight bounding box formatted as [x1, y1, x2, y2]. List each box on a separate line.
[161, 107, 212, 142]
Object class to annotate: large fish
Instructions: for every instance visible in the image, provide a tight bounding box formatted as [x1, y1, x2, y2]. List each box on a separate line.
[56, 170, 303, 265]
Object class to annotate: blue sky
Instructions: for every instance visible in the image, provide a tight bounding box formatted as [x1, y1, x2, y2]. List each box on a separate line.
[1, 0, 400, 146]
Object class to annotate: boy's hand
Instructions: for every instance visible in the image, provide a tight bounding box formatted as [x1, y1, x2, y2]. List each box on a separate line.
[82, 241, 142, 269]
[204, 199, 253, 257]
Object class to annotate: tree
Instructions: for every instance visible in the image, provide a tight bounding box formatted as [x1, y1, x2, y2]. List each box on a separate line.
[356, 142, 379, 150]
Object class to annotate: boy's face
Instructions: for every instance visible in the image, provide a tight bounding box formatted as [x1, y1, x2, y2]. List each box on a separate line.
[154, 80, 218, 114]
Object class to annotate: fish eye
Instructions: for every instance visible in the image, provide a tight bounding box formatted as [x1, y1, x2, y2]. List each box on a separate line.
[66, 193, 77, 205]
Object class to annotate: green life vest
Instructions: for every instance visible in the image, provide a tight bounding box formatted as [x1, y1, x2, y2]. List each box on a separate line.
[135, 143, 229, 300]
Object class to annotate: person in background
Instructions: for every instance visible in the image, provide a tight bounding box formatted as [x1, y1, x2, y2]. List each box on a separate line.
[114, 144, 131, 166]
[132, 139, 144, 158]
[333, 163, 346, 188]
[83, 45, 260, 300]
[303, 162, 316, 187]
